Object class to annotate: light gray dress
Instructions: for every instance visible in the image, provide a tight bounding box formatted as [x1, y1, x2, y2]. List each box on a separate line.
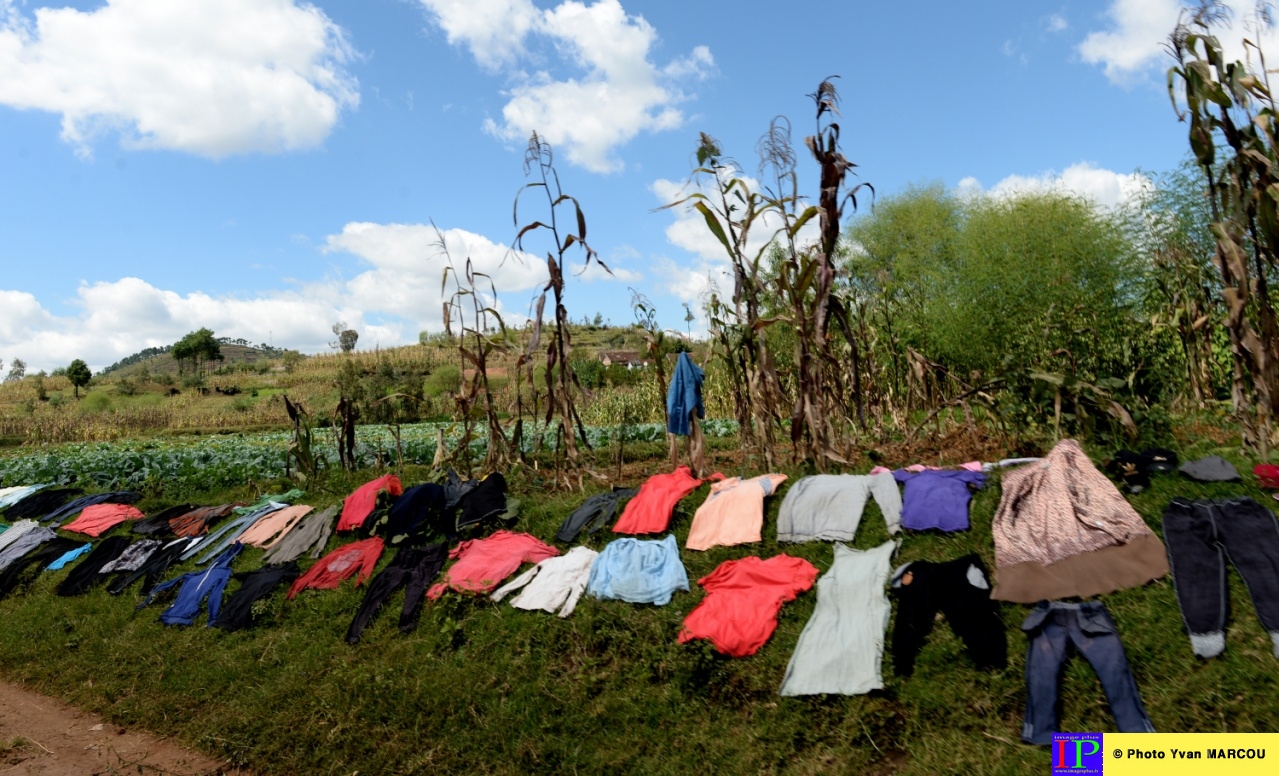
[779, 540, 896, 696]
[776, 473, 902, 542]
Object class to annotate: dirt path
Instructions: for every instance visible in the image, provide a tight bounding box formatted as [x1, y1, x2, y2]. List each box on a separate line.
[0, 681, 243, 775]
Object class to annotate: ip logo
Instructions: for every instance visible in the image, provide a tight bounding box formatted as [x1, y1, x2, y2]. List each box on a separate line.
[1052, 733, 1103, 774]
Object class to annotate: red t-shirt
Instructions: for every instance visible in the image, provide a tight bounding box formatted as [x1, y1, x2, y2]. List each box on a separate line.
[677, 555, 819, 657]
[287, 536, 384, 598]
[427, 530, 558, 599]
[612, 466, 722, 535]
[337, 474, 403, 532]
[60, 503, 145, 537]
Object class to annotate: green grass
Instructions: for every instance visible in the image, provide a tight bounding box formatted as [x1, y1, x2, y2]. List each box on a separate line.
[1, 438, 1278, 774]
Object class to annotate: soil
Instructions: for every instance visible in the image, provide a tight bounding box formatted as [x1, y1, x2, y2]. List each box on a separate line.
[0, 680, 244, 776]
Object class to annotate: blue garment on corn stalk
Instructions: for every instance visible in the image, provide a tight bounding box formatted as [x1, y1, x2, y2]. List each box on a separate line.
[142, 543, 242, 626]
[666, 352, 704, 437]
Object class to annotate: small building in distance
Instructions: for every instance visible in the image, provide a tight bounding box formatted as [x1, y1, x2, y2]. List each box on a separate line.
[598, 350, 647, 368]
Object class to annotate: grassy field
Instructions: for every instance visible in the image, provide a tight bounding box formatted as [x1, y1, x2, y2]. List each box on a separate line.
[1, 423, 1277, 774]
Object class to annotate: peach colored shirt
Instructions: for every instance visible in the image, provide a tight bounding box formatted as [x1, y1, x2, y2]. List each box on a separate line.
[238, 505, 314, 548]
[686, 474, 788, 551]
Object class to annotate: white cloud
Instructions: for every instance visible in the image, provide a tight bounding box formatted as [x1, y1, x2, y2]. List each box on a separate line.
[1047, 13, 1069, 33]
[421, 0, 540, 71]
[0, 224, 552, 372]
[420, 0, 713, 173]
[962, 162, 1152, 209]
[1079, 0, 1279, 84]
[324, 222, 546, 306]
[0, 278, 357, 372]
[0, 0, 358, 158]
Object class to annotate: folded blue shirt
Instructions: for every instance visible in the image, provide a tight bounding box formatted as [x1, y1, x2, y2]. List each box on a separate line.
[587, 534, 689, 605]
[46, 542, 92, 570]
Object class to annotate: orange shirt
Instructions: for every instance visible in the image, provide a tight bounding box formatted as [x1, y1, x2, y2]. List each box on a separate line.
[685, 474, 787, 551]
[238, 505, 314, 548]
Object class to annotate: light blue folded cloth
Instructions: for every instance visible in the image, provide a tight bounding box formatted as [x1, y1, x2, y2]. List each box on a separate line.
[586, 534, 689, 605]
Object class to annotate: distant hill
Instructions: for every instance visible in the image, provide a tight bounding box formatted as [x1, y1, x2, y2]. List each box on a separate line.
[100, 338, 284, 377]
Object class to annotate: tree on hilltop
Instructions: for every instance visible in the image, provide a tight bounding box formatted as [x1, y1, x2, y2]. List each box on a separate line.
[173, 328, 223, 374]
[331, 321, 359, 353]
[4, 358, 25, 383]
[66, 359, 91, 398]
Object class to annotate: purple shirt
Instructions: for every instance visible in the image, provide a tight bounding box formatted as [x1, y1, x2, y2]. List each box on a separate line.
[892, 469, 986, 532]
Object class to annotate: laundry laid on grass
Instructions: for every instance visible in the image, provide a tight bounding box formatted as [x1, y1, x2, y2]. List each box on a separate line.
[4, 436, 1278, 747]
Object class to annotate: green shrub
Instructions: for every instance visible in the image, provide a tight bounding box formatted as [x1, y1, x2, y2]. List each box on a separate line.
[281, 350, 303, 373]
[78, 392, 113, 414]
[424, 364, 462, 397]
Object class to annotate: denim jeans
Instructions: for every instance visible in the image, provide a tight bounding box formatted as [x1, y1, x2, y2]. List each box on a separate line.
[1020, 601, 1155, 745]
[1162, 497, 1279, 658]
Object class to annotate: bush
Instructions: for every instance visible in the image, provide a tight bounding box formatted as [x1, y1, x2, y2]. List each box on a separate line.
[424, 364, 462, 397]
[115, 377, 139, 396]
[78, 392, 113, 414]
[572, 359, 605, 389]
[281, 350, 303, 374]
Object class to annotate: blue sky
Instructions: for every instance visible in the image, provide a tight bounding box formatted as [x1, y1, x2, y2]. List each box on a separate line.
[0, 0, 1257, 371]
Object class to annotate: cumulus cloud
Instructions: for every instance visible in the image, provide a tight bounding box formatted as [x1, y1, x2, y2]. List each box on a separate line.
[0, 0, 358, 158]
[1079, 0, 1279, 84]
[0, 223, 555, 372]
[324, 222, 547, 320]
[0, 278, 359, 373]
[419, 0, 713, 173]
[960, 162, 1151, 209]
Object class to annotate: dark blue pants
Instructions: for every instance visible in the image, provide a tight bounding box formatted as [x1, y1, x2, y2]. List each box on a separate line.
[1021, 601, 1155, 745]
[1163, 497, 1279, 658]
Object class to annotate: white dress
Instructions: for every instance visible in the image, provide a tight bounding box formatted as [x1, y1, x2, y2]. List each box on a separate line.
[779, 540, 896, 696]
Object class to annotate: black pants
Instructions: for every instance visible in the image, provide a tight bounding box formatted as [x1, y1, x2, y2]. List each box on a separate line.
[212, 563, 300, 632]
[890, 554, 1007, 676]
[55, 536, 132, 597]
[0, 537, 83, 598]
[346, 544, 447, 644]
[1163, 497, 1279, 658]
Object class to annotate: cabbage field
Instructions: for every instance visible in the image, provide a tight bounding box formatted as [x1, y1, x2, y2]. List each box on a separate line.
[0, 419, 740, 491]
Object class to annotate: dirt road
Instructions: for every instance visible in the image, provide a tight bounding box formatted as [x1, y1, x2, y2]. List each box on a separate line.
[0, 680, 242, 775]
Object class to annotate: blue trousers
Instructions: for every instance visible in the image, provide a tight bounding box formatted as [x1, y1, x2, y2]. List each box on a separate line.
[1021, 601, 1155, 744]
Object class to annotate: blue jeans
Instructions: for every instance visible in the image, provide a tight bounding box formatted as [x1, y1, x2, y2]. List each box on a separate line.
[1020, 601, 1155, 745]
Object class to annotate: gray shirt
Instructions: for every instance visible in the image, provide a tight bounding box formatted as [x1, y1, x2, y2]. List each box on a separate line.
[261, 506, 337, 564]
[776, 473, 902, 542]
